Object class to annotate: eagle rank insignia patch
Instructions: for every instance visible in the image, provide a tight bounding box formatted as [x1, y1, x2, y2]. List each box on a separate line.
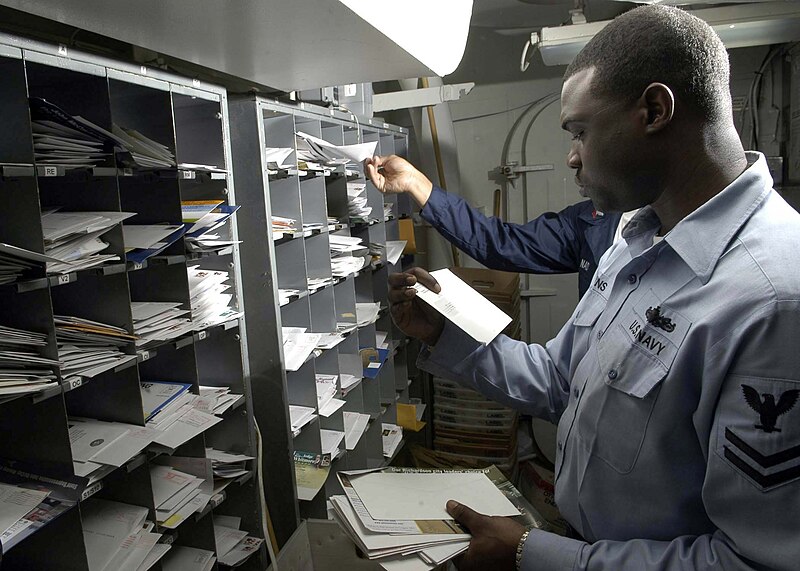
[717, 378, 800, 491]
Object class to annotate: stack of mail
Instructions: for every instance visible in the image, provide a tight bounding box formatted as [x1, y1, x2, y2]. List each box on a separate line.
[289, 405, 317, 437]
[302, 220, 326, 234]
[55, 315, 137, 380]
[316, 374, 345, 417]
[145, 395, 222, 453]
[0, 482, 51, 546]
[327, 216, 341, 231]
[81, 498, 160, 571]
[295, 131, 377, 166]
[0, 325, 59, 398]
[355, 302, 381, 327]
[122, 223, 186, 264]
[320, 429, 346, 458]
[0, 242, 59, 284]
[332, 468, 522, 570]
[206, 448, 253, 481]
[181, 200, 241, 255]
[265, 147, 295, 171]
[197, 385, 244, 415]
[187, 266, 243, 330]
[347, 182, 372, 220]
[385, 240, 407, 266]
[112, 124, 175, 168]
[131, 302, 193, 347]
[69, 417, 157, 482]
[214, 517, 265, 567]
[140, 380, 193, 423]
[282, 327, 322, 371]
[329, 235, 370, 277]
[42, 210, 134, 273]
[150, 464, 211, 528]
[381, 423, 403, 458]
[271, 215, 297, 240]
[307, 275, 334, 292]
[339, 373, 361, 394]
[161, 546, 216, 571]
[278, 288, 301, 306]
[343, 411, 371, 450]
[29, 98, 118, 168]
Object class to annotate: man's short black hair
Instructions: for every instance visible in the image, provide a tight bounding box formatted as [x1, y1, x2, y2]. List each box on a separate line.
[564, 5, 731, 123]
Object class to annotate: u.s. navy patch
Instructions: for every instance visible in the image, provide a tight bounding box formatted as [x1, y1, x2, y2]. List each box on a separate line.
[717, 376, 800, 491]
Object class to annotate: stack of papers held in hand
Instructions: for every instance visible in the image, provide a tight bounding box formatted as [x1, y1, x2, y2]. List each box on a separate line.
[187, 266, 243, 330]
[213, 517, 264, 567]
[0, 324, 59, 398]
[132, 302, 193, 347]
[332, 468, 522, 570]
[55, 315, 137, 380]
[42, 210, 134, 273]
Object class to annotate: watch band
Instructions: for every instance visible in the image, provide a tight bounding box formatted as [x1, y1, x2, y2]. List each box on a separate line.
[516, 529, 531, 570]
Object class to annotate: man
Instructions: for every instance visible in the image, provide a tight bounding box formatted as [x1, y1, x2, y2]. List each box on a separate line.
[371, 159, 621, 296]
[368, 5, 800, 570]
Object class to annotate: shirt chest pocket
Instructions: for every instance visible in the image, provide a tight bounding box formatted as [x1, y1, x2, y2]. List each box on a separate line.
[580, 291, 691, 473]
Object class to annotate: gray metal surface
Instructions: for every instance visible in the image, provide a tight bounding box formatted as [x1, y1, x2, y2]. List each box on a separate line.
[0, 0, 436, 92]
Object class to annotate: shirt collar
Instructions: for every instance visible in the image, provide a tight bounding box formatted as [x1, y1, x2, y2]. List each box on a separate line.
[622, 152, 773, 284]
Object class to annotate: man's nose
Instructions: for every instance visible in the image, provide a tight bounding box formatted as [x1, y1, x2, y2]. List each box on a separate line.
[567, 147, 581, 169]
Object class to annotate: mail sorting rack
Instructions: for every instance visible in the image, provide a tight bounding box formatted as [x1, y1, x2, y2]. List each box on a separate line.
[229, 96, 414, 542]
[0, 34, 267, 570]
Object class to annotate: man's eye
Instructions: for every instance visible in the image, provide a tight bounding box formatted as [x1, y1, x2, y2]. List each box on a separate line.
[571, 131, 584, 141]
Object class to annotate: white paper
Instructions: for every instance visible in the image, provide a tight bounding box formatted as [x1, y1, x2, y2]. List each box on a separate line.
[82, 499, 149, 571]
[153, 408, 222, 450]
[122, 224, 184, 250]
[0, 484, 50, 537]
[350, 472, 520, 521]
[343, 411, 371, 450]
[385, 240, 407, 266]
[412, 269, 512, 344]
[135, 543, 171, 571]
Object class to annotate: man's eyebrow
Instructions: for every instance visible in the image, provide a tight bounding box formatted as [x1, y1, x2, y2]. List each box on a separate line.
[561, 119, 580, 131]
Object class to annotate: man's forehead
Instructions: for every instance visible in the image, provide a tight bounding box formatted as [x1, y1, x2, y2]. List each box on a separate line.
[560, 67, 599, 123]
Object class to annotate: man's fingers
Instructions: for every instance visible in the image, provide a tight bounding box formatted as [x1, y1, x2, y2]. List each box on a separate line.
[446, 500, 483, 531]
[407, 267, 440, 294]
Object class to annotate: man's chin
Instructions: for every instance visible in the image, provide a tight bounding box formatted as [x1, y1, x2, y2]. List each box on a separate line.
[577, 186, 588, 198]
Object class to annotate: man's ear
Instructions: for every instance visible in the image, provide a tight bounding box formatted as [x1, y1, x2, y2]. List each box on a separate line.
[639, 82, 675, 134]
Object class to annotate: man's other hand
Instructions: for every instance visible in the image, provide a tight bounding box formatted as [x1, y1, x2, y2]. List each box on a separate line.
[387, 268, 444, 345]
[365, 155, 433, 207]
[447, 500, 527, 571]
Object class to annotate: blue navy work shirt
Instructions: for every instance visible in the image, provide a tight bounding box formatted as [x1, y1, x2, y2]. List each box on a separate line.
[420, 187, 621, 297]
[419, 153, 800, 570]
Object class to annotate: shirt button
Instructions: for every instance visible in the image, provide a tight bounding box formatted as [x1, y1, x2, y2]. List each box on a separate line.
[597, 329, 604, 340]
[608, 369, 618, 380]
[627, 274, 637, 284]
[557, 441, 563, 451]
[573, 387, 579, 398]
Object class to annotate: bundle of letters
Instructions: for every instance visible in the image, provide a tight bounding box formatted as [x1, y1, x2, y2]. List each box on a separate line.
[181, 200, 240, 254]
[150, 462, 212, 529]
[111, 124, 175, 168]
[198, 385, 244, 415]
[307, 275, 334, 293]
[56, 315, 137, 380]
[122, 223, 187, 264]
[213, 516, 265, 567]
[161, 546, 215, 571]
[0, 242, 59, 284]
[295, 131, 377, 166]
[381, 423, 403, 459]
[206, 448, 253, 481]
[264, 146, 295, 172]
[331, 467, 526, 570]
[29, 97, 174, 170]
[29, 97, 117, 168]
[141, 380, 223, 452]
[187, 265, 243, 330]
[0, 324, 59, 398]
[42, 210, 134, 273]
[131, 301, 193, 347]
[329, 234, 370, 277]
[271, 215, 297, 240]
[316, 373, 346, 417]
[289, 404, 317, 437]
[278, 288, 301, 306]
[81, 498, 169, 571]
[347, 182, 372, 220]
